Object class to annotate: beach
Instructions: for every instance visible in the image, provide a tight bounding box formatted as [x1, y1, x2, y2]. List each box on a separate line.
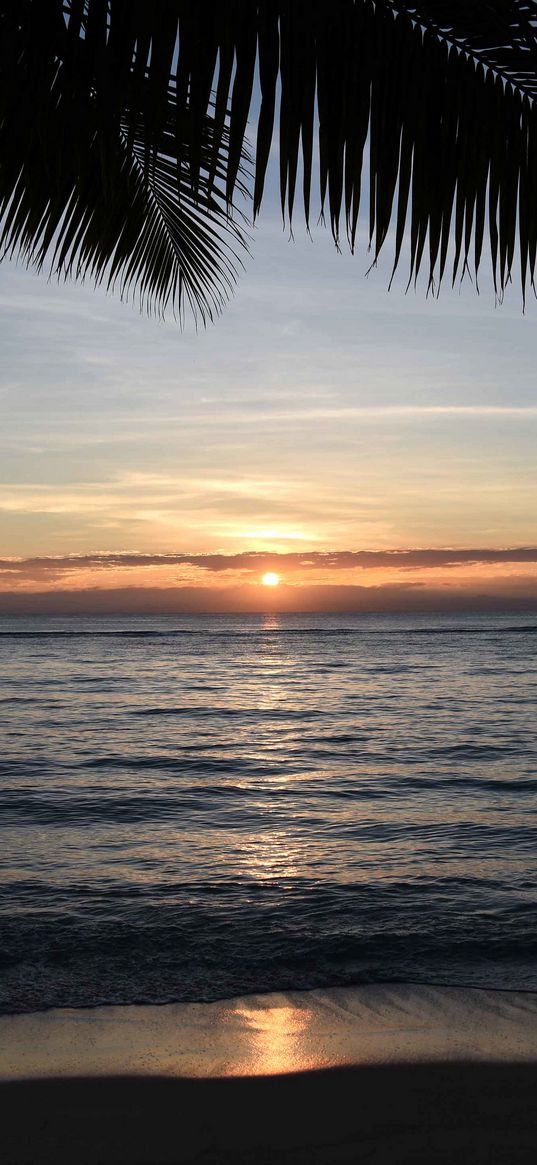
[2, 983, 537, 1162]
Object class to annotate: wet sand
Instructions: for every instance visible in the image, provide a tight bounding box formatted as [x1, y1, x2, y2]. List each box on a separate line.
[2, 984, 537, 1163]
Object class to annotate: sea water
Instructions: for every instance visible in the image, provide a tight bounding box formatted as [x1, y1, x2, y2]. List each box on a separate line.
[1, 612, 536, 1013]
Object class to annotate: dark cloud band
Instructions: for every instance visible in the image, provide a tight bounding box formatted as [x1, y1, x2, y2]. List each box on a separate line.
[2, 547, 537, 579]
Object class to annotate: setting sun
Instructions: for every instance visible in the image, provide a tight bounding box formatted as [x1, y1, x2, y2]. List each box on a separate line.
[262, 572, 280, 587]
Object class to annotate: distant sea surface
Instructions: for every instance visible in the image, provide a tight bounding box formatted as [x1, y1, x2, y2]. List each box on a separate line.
[1, 612, 537, 1014]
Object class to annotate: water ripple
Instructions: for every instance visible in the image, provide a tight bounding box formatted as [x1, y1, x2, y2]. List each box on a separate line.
[1, 611, 536, 1013]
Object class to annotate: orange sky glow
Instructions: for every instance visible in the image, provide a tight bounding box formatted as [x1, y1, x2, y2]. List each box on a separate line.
[1, 550, 537, 614]
[1, 202, 537, 614]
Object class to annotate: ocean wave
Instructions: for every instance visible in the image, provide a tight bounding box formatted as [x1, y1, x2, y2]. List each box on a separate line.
[1, 624, 537, 639]
[2, 611, 536, 1014]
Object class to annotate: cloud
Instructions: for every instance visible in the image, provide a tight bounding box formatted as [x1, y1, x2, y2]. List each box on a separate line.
[2, 546, 537, 582]
[1, 545, 535, 573]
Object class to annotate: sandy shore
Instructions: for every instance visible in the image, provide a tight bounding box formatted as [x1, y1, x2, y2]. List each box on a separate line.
[2, 983, 537, 1162]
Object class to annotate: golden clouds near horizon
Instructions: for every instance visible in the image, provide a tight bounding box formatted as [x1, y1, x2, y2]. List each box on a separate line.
[2, 554, 537, 614]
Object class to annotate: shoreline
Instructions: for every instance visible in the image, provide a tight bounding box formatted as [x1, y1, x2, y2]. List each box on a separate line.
[3, 983, 537, 1163]
[4, 972, 537, 1019]
[3, 981, 537, 1080]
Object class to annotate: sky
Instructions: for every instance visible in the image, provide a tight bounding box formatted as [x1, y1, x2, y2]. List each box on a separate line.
[1, 154, 537, 613]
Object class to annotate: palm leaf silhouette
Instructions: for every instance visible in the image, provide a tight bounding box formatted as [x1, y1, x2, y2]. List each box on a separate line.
[2, 1, 537, 318]
[0, 3, 249, 321]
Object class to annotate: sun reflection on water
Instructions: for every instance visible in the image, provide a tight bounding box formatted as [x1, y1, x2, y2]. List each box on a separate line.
[239, 829, 300, 879]
[227, 1003, 319, 1075]
[261, 613, 281, 632]
[237, 612, 303, 879]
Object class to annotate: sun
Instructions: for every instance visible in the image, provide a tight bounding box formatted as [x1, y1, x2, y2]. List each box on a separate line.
[262, 572, 280, 587]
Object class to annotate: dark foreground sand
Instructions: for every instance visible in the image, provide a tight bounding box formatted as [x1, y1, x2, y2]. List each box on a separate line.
[3, 1062, 537, 1164]
[2, 984, 537, 1163]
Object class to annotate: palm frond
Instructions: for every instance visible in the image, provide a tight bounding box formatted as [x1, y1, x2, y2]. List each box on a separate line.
[2, 1, 537, 312]
[0, 2, 250, 321]
[252, 0, 537, 301]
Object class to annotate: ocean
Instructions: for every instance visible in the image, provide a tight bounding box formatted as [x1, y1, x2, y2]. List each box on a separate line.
[1, 611, 536, 1014]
